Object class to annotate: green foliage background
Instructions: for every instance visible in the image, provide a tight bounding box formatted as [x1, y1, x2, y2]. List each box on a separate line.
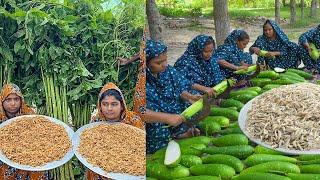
[0, 0, 144, 108]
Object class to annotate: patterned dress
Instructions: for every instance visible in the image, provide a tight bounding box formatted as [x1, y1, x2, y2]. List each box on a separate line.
[250, 19, 301, 69]
[299, 24, 320, 71]
[133, 32, 147, 121]
[174, 35, 224, 88]
[0, 84, 48, 180]
[213, 29, 253, 79]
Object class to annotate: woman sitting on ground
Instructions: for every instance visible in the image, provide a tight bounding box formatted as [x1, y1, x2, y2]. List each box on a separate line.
[250, 19, 301, 69]
[214, 29, 253, 80]
[145, 39, 202, 154]
[174, 35, 224, 97]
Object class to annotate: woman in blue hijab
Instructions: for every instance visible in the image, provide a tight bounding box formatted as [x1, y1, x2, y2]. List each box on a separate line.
[299, 24, 320, 72]
[174, 35, 224, 97]
[249, 19, 300, 69]
[213, 29, 253, 79]
[145, 39, 201, 154]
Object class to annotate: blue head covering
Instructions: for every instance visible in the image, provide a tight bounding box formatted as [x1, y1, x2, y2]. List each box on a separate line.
[145, 39, 167, 62]
[224, 29, 247, 45]
[185, 35, 215, 57]
[263, 19, 292, 45]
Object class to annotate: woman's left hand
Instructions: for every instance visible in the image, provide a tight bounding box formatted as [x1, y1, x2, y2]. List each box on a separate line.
[117, 57, 131, 65]
[251, 47, 261, 55]
[202, 87, 216, 98]
[241, 62, 250, 67]
[304, 43, 311, 54]
[237, 65, 248, 71]
[189, 94, 202, 104]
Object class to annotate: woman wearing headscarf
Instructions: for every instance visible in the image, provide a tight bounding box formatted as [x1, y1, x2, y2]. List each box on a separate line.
[145, 39, 202, 154]
[299, 24, 320, 72]
[90, 82, 145, 128]
[87, 82, 145, 179]
[0, 84, 48, 180]
[213, 29, 253, 79]
[174, 35, 224, 97]
[250, 19, 301, 69]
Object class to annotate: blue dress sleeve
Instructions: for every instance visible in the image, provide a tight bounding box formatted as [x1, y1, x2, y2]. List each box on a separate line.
[146, 83, 161, 111]
[175, 56, 203, 86]
[165, 66, 194, 98]
[299, 28, 317, 45]
[175, 68, 193, 93]
[211, 57, 225, 84]
[242, 52, 253, 64]
[214, 45, 231, 62]
[174, 56, 189, 78]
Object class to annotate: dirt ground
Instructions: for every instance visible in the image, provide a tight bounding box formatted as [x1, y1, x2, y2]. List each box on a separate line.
[161, 17, 314, 65]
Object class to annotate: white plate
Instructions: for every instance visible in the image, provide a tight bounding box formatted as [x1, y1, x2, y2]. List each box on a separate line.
[73, 122, 146, 180]
[0, 115, 75, 171]
[238, 96, 320, 155]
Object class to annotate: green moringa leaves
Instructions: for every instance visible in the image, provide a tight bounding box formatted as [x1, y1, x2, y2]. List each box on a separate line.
[0, 0, 143, 108]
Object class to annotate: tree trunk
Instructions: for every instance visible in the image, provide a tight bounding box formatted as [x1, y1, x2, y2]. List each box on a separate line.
[290, 0, 296, 24]
[310, 0, 318, 18]
[275, 0, 281, 23]
[214, 0, 230, 46]
[301, 0, 304, 18]
[146, 0, 163, 40]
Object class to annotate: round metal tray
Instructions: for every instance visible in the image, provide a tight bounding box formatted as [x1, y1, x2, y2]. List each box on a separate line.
[72, 122, 146, 180]
[0, 115, 75, 171]
[238, 96, 320, 155]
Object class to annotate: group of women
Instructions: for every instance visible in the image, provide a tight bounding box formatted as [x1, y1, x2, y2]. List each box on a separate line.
[145, 19, 320, 154]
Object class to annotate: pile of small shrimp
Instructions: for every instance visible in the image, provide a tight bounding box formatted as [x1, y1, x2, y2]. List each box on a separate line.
[247, 83, 320, 151]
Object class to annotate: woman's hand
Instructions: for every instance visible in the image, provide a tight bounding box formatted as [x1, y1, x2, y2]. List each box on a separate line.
[191, 84, 216, 98]
[167, 114, 185, 127]
[145, 109, 185, 125]
[237, 65, 248, 71]
[117, 57, 132, 65]
[265, 52, 276, 58]
[188, 94, 202, 104]
[251, 47, 261, 55]
[304, 43, 312, 55]
[202, 87, 216, 98]
[117, 53, 140, 65]
[241, 61, 250, 67]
